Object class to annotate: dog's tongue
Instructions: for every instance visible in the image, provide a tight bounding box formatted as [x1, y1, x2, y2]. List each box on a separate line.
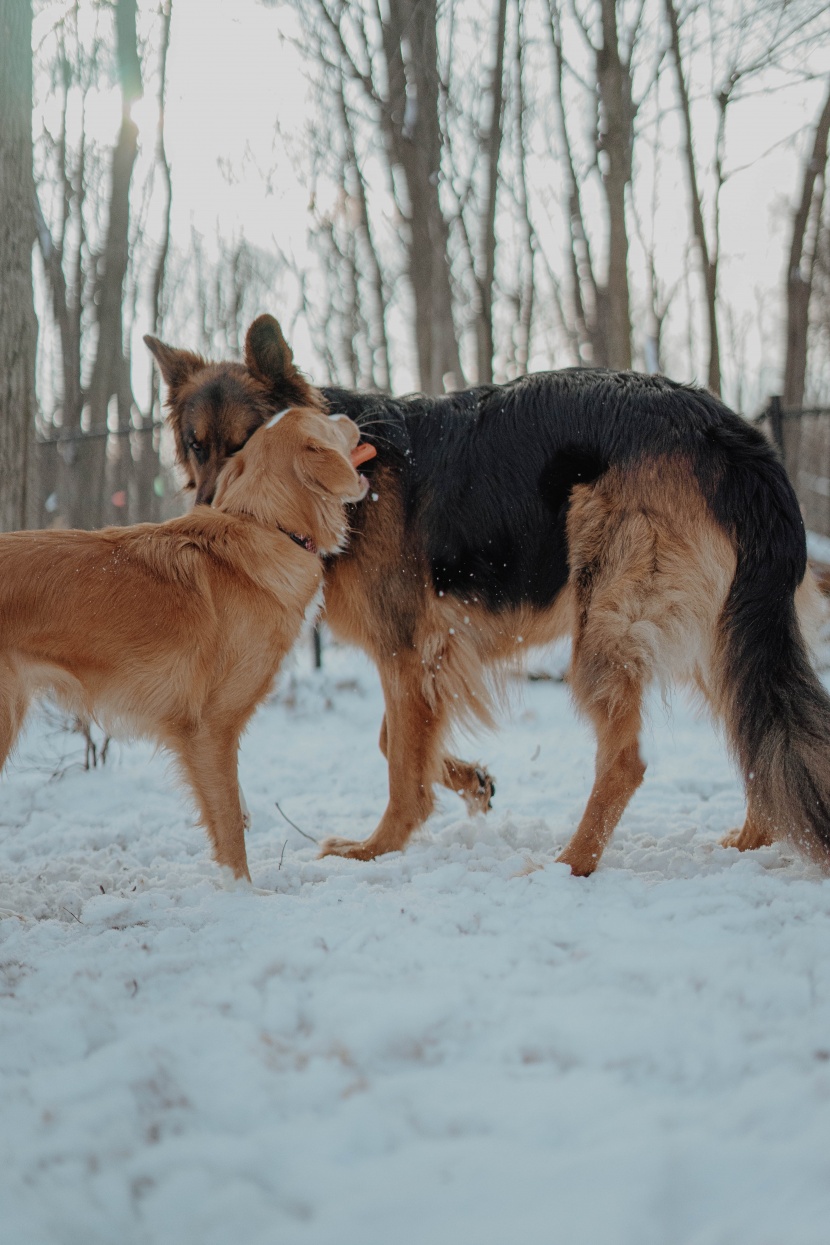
[350, 442, 377, 468]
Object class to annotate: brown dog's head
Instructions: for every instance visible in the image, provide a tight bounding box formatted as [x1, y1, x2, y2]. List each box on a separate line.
[145, 315, 323, 506]
[212, 406, 369, 556]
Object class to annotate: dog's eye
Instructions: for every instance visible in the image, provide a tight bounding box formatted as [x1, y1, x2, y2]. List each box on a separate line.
[188, 438, 207, 463]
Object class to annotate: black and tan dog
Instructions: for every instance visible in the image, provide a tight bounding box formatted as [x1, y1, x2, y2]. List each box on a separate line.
[146, 316, 830, 875]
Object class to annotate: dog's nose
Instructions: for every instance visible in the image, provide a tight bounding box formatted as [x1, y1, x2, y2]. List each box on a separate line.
[195, 479, 216, 506]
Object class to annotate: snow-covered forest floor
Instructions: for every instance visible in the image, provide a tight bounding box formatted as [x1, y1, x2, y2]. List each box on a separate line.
[2, 636, 830, 1245]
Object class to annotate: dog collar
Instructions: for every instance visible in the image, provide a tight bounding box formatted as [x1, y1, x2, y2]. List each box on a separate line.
[277, 525, 317, 555]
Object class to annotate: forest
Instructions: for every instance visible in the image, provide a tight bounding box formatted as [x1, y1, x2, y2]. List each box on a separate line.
[1, 0, 830, 531]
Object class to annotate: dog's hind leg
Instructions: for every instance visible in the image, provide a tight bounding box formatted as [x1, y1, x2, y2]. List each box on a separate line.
[175, 723, 251, 882]
[321, 656, 447, 860]
[556, 649, 646, 877]
[557, 466, 736, 874]
[556, 494, 659, 876]
[378, 714, 495, 816]
[721, 805, 774, 851]
[0, 660, 29, 773]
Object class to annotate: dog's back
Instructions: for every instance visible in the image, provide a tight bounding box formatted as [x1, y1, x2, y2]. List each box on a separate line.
[0, 512, 313, 740]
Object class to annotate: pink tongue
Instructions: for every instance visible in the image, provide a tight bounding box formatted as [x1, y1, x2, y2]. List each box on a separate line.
[350, 442, 377, 468]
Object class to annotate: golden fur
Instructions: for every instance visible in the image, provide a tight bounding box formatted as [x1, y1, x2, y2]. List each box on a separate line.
[0, 407, 366, 885]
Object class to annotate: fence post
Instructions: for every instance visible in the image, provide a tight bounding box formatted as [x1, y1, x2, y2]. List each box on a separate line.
[769, 394, 784, 455]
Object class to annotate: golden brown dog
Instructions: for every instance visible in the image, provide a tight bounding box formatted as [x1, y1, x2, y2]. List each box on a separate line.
[0, 406, 367, 885]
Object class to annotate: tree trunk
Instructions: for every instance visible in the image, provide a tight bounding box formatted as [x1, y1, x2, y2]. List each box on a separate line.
[0, 0, 38, 531]
[475, 0, 508, 385]
[137, 0, 173, 524]
[382, 0, 464, 393]
[546, 0, 604, 365]
[783, 79, 830, 410]
[596, 0, 632, 370]
[85, 0, 141, 529]
[664, 0, 720, 395]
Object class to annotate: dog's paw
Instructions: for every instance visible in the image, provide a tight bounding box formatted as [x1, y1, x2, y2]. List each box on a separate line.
[720, 823, 773, 852]
[555, 847, 598, 877]
[319, 835, 379, 861]
[216, 865, 264, 892]
[458, 764, 496, 816]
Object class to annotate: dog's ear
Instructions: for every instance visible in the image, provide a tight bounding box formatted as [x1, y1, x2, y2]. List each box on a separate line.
[212, 454, 246, 509]
[244, 315, 320, 408]
[296, 439, 360, 499]
[144, 336, 205, 392]
[244, 316, 295, 387]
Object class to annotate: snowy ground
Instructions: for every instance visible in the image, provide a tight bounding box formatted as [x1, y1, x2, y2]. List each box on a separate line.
[2, 636, 830, 1245]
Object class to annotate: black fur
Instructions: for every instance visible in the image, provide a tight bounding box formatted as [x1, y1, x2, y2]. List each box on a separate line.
[323, 369, 805, 614]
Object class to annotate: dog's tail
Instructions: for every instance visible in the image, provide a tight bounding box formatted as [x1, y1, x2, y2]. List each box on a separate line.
[713, 429, 830, 859]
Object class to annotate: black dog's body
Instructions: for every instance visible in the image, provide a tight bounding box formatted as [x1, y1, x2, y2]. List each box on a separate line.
[148, 318, 830, 874]
[326, 367, 805, 623]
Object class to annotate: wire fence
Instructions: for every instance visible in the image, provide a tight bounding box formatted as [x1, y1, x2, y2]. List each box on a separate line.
[34, 421, 185, 529]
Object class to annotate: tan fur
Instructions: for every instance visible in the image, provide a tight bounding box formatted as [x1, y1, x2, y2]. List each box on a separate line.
[320, 490, 574, 860]
[322, 457, 747, 870]
[556, 460, 737, 874]
[0, 408, 366, 884]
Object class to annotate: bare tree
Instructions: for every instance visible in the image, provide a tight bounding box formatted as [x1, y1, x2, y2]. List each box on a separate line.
[783, 78, 830, 409]
[473, 0, 509, 384]
[544, 0, 646, 370]
[33, 0, 174, 529]
[84, 0, 142, 528]
[0, 0, 38, 531]
[663, 0, 721, 394]
[596, 0, 635, 369]
[135, 0, 173, 524]
[288, 0, 468, 392]
[664, 0, 830, 397]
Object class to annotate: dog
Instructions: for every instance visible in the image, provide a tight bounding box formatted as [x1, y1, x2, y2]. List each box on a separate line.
[0, 404, 368, 885]
[145, 315, 830, 875]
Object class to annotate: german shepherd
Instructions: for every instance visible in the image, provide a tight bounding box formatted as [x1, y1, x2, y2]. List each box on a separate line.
[0, 404, 368, 885]
[145, 315, 830, 875]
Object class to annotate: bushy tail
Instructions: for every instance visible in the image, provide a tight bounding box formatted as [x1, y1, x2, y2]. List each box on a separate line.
[715, 435, 830, 859]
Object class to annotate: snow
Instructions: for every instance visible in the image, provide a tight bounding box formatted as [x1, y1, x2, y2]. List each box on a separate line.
[2, 638, 830, 1244]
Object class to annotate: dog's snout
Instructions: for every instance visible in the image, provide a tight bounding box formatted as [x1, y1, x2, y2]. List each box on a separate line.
[195, 475, 218, 507]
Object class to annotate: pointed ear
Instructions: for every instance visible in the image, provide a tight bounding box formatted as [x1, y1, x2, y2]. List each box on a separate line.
[213, 454, 246, 509]
[144, 335, 205, 391]
[244, 316, 295, 387]
[296, 439, 361, 499]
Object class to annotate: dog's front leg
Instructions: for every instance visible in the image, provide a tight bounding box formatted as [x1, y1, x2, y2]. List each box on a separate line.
[377, 715, 495, 816]
[176, 725, 251, 882]
[321, 656, 446, 860]
[441, 755, 496, 814]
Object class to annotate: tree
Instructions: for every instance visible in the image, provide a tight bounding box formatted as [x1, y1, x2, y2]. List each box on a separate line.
[33, 0, 170, 529]
[783, 78, 830, 408]
[0, 0, 38, 531]
[664, 0, 830, 397]
[544, 0, 645, 370]
[297, 0, 464, 393]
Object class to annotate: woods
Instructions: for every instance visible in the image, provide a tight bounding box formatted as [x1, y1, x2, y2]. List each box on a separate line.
[1, 0, 830, 530]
